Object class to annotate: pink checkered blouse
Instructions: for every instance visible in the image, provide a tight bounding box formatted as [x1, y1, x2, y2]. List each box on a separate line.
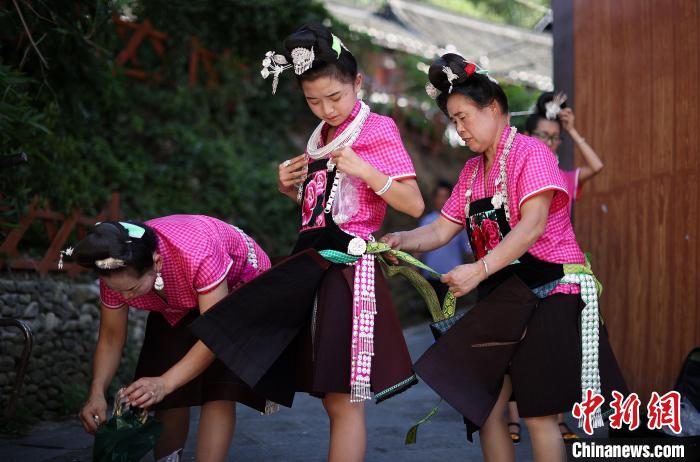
[560, 167, 581, 212]
[100, 215, 271, 326]
[307, 100, 416, 239]
[441, 129, 585, 294]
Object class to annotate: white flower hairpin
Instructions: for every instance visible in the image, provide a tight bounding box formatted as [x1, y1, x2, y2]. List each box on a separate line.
[545, 92, 568, 120]
[261, 51, 292, 94]
[259, 46, 316, 94]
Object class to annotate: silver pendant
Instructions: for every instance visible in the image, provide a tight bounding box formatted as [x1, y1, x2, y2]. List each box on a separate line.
[491, 192, 503, 209]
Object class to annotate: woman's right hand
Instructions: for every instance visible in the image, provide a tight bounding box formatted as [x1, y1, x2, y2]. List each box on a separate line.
[278, 154, 308, 195]
[79, 393, 108, 434]
[379, 232, 403, 265]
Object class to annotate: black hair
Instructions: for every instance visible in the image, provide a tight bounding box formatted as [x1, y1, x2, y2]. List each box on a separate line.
[282, 23, 357, 84]
[71, 221, 158, 276]
[428, 53, 508, 117]
[433, 179, 453, 196]
[525, 91, 565, 133]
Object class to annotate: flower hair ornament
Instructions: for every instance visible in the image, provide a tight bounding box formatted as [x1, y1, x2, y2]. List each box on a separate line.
[425, 59, 492, 99]
[261, 34, 349, 94]
[57, 222, 146, 270]
[545, 92, 568, 120]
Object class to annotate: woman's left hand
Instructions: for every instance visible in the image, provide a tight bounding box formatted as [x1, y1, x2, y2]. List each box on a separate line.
[559, 107, 576, 133]
[440, 262, 487, 297]
[330, 146, 372, 179]
[122, 376, 170, 409]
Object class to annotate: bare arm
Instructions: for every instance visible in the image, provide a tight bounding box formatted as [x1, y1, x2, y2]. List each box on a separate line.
[560, 108, 603, 184]
[79, 304, 128, 433]
[441, 191, 553, 297]
[382, 215, 463, 255]
[124, 282, 229, 408]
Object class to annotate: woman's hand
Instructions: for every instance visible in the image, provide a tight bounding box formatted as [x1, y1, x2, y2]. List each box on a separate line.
[559, 108, 576, 133]
[330, 146, 372, 180]
[122, 376, 171, 409]
[379, 232, 403, 265]
[79, 393, 108, 434]
[278, 154, 308, 195]
[441, 262, 487, 297]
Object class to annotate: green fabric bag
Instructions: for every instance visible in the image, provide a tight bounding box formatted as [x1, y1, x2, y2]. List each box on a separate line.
[93, 394, 163, 462]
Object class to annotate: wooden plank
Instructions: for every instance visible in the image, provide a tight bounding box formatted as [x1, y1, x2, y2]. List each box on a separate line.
[569, 0, 700, 398]
[674, 0, 699, 174]
[651, 0, 675, 176]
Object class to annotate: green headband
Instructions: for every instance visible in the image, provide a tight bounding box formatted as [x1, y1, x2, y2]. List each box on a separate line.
[331, 34, 342, 59]
[95, 221, 146, 239]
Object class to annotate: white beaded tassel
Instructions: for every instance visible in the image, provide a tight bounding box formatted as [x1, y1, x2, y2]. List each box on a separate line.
[561, 272, 603, 430]
[350, 253, 376, 402]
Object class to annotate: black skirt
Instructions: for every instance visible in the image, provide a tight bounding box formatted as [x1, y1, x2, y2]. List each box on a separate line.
[134, 310, 267, 412]
[191, 248, 417, 407]
[414, 276, 627, 432]
[294, 263, 417, 400]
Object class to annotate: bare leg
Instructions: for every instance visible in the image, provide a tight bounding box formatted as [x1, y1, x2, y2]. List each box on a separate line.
[478, 376, 515, 462]
[322, 392, 366, 462]
[507, 401, 520, 423]
[524, 414, 565, 462]
[196, 400, 236, 462]
[153, 407, 190, 460]
[506, 401, 521, 442]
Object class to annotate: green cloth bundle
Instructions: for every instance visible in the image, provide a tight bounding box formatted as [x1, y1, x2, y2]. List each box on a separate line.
[93, 394, 163, 462]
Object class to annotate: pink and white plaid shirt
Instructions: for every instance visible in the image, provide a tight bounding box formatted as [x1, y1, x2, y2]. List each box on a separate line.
[560, 167, 581, 212]
[100, 215, 271, 325]
[307, 100, 416, 239]
[442, 129, 584, 294]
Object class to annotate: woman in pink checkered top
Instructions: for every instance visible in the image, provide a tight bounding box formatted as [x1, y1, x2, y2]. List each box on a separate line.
[191, 24, 424, 462]
[381, 53, 625, 462]
[71, 215, 270, 461]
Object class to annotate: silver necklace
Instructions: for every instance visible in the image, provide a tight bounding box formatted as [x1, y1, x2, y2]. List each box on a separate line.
[464, 126, 517, 220]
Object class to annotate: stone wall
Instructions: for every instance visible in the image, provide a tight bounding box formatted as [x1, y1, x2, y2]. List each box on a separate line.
[0, 274, 147, 421]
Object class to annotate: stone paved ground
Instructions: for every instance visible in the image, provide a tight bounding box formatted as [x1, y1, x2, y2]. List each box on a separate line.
[1, 323, 573, 461]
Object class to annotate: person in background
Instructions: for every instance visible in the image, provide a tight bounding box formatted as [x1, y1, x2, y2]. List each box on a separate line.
[418, 180, 471, 302]
[525, 91, 604, 212]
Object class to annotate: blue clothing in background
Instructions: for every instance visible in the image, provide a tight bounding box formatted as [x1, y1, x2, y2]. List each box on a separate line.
[418, 211, 471, 277]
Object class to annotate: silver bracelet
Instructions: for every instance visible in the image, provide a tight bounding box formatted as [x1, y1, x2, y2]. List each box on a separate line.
[296, 184, 304, 203]
[375, 177, 393, 196]
[481, 258, 489, 277]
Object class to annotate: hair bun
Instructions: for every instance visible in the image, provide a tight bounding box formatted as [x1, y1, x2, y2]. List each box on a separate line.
[282, 23, 336, 65]
[428, 53, 473, 93]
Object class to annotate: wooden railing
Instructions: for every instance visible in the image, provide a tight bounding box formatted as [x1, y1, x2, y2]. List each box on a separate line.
[113, 16, 226, 87]
[0, 193, 121, 275]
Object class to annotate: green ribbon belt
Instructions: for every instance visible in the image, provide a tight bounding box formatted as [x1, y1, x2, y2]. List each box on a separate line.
[318, 242, 456, 321]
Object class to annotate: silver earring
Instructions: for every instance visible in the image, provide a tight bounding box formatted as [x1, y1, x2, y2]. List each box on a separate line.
[154, 272, 164, 291]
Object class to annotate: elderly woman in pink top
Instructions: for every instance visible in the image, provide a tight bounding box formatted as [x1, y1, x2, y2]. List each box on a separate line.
[381, 54, 625, 462]
[72, 215, 270, 461]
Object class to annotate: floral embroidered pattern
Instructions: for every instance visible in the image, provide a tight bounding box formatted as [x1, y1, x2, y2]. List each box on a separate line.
[468, 211, 503, 260]
[301, 170, 327, 230]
